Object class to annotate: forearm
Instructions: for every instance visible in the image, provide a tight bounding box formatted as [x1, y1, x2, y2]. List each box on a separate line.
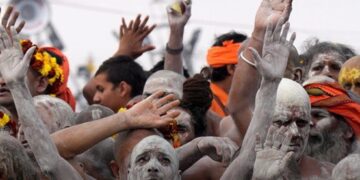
[51, 112, 128, 159]
[164, 27, 184, 74]
[176, 137, 203, 171]
[222, 79, 280, 180]
[8, 81, 75, 177]
[227, 37, 262, 135]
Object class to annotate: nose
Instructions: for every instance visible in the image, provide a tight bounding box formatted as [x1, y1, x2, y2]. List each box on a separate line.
[0, 76, 6, 86]
[147, 166, 159, 173]
[92, 93, 101, 104]
[321, 66, 334, 79]
[289, 122, 300, 136]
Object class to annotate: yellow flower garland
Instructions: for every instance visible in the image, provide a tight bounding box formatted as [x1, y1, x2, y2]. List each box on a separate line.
[34, 51, 64, 86]
[0, 113, 10, 128]
[339, 68, 360, 85]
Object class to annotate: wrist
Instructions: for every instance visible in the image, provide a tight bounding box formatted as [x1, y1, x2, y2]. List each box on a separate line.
[7, 78, 26, 89]
[166, 43, 183, 55]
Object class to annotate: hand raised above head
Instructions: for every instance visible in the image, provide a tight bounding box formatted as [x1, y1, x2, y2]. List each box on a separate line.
[123, 91, 180, 130]
[248, 17, 296, 81]
[167, 0, 191, 30]
[1, 6, 26, 35]
[0, 26, 35, 84]
[115, 14, 156, 59]
[253, 0, 293, 38]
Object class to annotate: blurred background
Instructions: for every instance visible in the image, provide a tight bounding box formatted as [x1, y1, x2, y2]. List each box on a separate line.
[1, 0, 359, 110]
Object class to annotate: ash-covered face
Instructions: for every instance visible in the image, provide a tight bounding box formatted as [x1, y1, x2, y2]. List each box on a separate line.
[308, 52, 344, 81]
[305, 108, 353, 163]
[128, 135, 180, 180]
[272, 103, 310, 161]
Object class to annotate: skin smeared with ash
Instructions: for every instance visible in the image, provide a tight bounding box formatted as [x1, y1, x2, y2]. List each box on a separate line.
[143, 70, 185, 99]
[128, 135, 181, 180]
[307, 52, 345, 81]
[252, 78, 310, 179]
[332, 154, 360, 179]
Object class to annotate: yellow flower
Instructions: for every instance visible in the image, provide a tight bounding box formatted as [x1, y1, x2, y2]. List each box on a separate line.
[0, 113, 10, 128]
[118, 108, 127, 113]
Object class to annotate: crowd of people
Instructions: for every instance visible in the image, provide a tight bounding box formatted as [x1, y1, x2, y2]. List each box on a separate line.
[0, 0, 360, 179]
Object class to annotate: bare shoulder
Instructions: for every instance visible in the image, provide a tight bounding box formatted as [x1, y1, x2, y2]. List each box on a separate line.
[182, 157, 226, 180]
[299, 156, 334, 179]
[219, 116, 242, 145]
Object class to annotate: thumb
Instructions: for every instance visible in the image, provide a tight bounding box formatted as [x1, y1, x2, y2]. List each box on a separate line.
[280, 151, 294, 171]
[139, 45, 155, 54]
[21, 46, 36, 68]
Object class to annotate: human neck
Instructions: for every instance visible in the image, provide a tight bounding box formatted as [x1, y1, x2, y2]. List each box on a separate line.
[212, 76, 233, 94]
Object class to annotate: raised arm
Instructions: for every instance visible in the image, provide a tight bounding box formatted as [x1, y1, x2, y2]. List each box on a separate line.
[221, 17, 296, 180]
[164, 0, 191, 74]
[228, 0, 293, 139]
[0, 27, 81, 179]
[52, 91, 180, 159]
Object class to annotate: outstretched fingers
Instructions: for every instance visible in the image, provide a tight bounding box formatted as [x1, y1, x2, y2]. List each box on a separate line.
[10, 26, 21, 50]
[0, 27, 11, 48]
[264, 125, 276, 149]
[280, 22, 290, 42]
[1, 6, 13, 28]
[255, 133, 263, 152]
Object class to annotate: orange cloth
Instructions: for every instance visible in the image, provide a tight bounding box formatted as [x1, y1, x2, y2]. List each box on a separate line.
[305, 83, 360, 138]
[210, 83, 228, 117]
[207, 40, 241, 68]
[41, 47, 76, 111]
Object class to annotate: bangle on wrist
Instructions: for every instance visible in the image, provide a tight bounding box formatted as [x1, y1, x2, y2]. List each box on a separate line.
[166, 43, 183, 55]
[240, 51, 256, 68]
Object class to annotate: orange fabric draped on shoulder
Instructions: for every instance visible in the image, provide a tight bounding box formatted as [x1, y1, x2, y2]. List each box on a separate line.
[207, 40, 241, 68]
[305, 83, 360, 139]
[210, 83, 228, 118]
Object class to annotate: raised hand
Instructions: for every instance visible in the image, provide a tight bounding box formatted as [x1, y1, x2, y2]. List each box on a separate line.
[254, 0, 292, 37]
[197, 137, 238, 165]
[124, 91, 180, 129]
[0, 27, 35, 84]
[1, 6, 26, 35]
[252, 126, 295, 180]
[249, 17, 295, 81]
[114, 15, 156, 59]
[167, 0, 191, 30]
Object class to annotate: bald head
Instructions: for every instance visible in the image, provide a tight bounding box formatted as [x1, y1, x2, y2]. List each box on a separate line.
[339, 56, 360, 96]
[33, 95, 75, 133]
[74, 104, 114, 124]
[143, 70, 186, 99]
[112, 129, 159, 179]
[275, 78, 311, 113]
[128, 135, 180, 180]
[332, 154, 360, 179]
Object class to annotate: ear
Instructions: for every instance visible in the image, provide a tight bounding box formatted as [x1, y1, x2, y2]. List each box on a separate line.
[117, 81, 132, 98]
[36, 76, 49, 94]
[226, 64, 236, 76]
[292, 67, 304, 83]
[110, 160, 120, 178]
[344, 126, 354, 140]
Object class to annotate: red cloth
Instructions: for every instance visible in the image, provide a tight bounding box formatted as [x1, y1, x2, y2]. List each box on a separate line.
[305, 83, 360, 138]
[207, 40, 240, 68]
[41, 47, 76, 111]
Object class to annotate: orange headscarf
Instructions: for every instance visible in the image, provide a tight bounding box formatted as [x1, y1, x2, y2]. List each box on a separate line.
[305, 83, 360, 138]
[207, 40, 241, 68]
[20, 40, 76, 110]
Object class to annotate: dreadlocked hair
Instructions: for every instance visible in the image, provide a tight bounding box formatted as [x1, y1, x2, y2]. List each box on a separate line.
[180, 74, 213, 137]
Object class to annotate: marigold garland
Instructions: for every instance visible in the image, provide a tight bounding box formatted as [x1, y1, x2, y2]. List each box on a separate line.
[339, 68, 360, 85]
[20, 39, 64, 94]
[0, 111, 10, 128]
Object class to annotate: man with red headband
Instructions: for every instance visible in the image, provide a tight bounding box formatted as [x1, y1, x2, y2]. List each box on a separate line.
[205, 32, 247, 117]
[304, 75, 360, 164]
